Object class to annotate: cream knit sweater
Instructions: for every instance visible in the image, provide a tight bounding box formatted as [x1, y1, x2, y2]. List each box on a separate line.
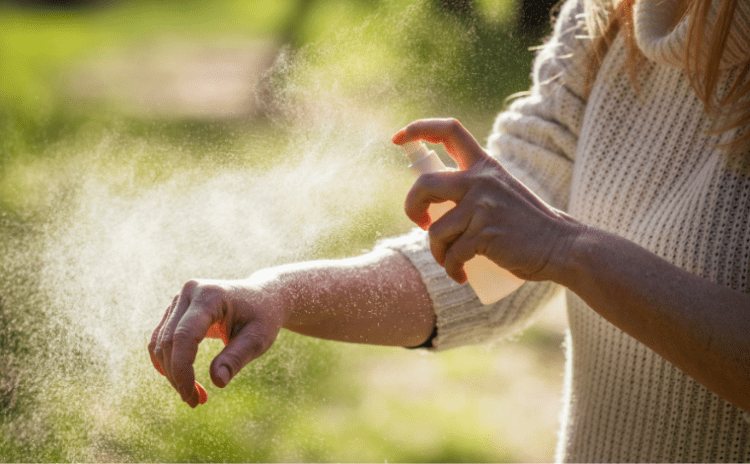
[382, 0, 750, 461]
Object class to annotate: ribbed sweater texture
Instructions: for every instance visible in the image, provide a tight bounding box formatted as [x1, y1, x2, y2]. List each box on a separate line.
[381, 0, 750, 461]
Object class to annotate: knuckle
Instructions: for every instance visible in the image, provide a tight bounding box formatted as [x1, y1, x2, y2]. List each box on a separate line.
[193, 283, 227, 309]
[472, 171, 498, 189]
[181, 279, 200, 295]
[473, 198, 496, 217]
[158, 341, 171, 354]
[199, 282, 224, 295]
[152, 340, 163, 356]
[160, 335, 174, 350]
[459, 170, 482, 191]
[476, 227, 494, 243]
[413, 172, 432, 189]
[172, 327, 197, 346]
[428, 225, 450, 245]
[446, 118, 462, 133]
[404, 193, 425, 220]
[475, 230, 499, 258]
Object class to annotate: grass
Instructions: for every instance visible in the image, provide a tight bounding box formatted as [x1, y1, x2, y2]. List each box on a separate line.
[0, 0, 564, 462]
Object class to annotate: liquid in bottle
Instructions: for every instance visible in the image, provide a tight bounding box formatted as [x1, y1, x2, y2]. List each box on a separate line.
[402, 141, 524, 304]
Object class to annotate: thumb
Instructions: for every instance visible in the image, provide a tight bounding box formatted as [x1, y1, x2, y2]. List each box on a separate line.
[209, 323, 275, 388]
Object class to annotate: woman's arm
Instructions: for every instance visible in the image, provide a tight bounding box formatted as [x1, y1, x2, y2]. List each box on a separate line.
[270, 249, 435, 346]
[148, 248, 435, 408]
[397, 118, 750, 412]
[557, 226, 750, 412]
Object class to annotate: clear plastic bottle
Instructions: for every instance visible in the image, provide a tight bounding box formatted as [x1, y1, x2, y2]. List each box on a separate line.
[402, 141, 524, 304]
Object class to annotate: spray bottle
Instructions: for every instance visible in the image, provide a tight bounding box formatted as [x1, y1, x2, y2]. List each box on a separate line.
[402, 141, 524, 304]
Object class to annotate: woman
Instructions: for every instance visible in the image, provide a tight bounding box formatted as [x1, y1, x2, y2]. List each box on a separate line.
[149, 0, 750, 460]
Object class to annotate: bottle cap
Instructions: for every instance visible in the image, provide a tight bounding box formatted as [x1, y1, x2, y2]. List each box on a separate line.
[402, 141, 429, 164]
[401, 141, 446, 175]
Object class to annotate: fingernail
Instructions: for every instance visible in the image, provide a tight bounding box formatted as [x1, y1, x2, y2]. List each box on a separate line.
[217, 365, 230, 387]
[196, 382, 207, 405]
[417, 214, 431, 230]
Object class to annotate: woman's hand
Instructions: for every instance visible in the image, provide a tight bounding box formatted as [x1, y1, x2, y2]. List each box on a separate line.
[395, 119, 750, 411]
[148, 276, 288, 408]
[393, 118, 584, 284]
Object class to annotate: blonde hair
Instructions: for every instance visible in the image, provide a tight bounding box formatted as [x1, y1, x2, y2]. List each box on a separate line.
[585, 0, 750, 154]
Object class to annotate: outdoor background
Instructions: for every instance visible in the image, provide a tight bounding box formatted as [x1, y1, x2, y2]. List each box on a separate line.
[0, 0, 568, 461]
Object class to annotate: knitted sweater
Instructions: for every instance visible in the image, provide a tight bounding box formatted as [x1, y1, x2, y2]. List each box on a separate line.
[382, 0, 750, 461]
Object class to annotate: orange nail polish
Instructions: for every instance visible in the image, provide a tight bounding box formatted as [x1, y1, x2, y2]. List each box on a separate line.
[196, 382, 207, 404]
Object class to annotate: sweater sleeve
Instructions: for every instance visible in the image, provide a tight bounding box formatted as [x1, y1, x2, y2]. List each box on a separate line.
[380, 0, 590, 351]
[489, 0, 589, 210]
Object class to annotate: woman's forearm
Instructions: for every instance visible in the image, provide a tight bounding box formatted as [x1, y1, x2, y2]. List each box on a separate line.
[150, 247, 436, 407]
[258, 248, 436, 347]
[554, 225, 750, 411]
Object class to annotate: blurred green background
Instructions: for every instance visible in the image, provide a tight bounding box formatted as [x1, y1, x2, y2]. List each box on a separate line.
[0, 0, 567, 461]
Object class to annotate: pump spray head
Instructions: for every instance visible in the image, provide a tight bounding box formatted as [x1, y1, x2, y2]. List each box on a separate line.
[401, 141, 446, 176]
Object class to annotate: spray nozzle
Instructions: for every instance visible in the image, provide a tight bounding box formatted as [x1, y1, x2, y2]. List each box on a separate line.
[401, 141, 447, 175]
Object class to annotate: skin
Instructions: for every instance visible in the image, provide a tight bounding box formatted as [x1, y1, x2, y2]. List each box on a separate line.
[149, 118, 750, 413]
[149, 251, 435, 407]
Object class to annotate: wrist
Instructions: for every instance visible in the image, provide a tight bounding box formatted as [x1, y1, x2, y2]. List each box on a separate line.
[246, 267, 296, 327]
[543, 217, 590, 288]
[249, 261, 334, 331]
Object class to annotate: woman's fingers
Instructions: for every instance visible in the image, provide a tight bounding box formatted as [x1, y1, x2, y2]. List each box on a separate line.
[153, 280, 230, 407]
[393, 118, 579, 284]
[392, 118, 491, 170]
[427, 196, 495, 283]
[427, 199, 475, 266]
[148, 300, 173, 376]
[159, 287, 194, 392]
[404, 170, 469, 228]
[441, 211, 489, 283]
[169, 301, 218, 404]
[151, 279, 284, 407]
[209, 320, 278, 389]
